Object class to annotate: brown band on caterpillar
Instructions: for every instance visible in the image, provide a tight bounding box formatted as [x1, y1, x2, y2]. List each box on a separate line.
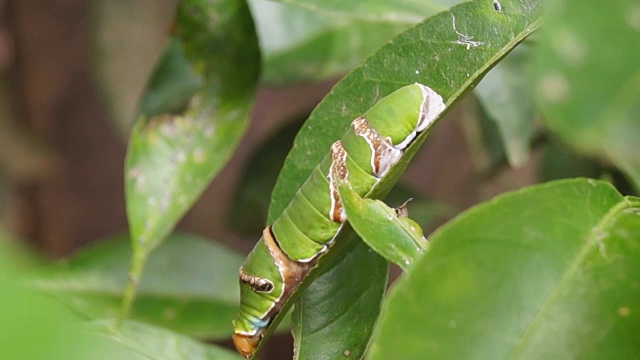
[233, 226, 316, 358]
[352, 117, 402, 177]
[328, 141, 348, 222]
[261, 226, 314, 318]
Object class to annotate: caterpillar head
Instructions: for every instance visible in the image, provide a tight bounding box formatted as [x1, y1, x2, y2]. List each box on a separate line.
[232, 332, 261, 359]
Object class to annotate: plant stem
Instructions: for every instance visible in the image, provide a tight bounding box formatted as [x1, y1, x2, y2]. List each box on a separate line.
[115, 250, 147, 329]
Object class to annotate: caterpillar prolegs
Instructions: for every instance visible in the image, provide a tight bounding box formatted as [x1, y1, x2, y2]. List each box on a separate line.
[232, 84, 446, 358]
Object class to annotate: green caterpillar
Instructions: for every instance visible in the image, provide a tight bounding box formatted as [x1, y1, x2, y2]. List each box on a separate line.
[232, 83, 446, 357]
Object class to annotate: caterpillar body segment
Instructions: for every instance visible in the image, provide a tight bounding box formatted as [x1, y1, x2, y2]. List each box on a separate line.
[232, 84, 446, 358]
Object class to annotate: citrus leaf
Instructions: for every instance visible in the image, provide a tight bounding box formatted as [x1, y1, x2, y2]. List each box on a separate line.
[339, 183, 425, 271]
[29, 233, 243, 339]
[269, 1, 541, 222]
[230, 119, 303, 236]
[0, 241, 141, 360]
[122, 0, 259, 322]
[125, 0, 260, 256]
[271, 0, 459, 22]
[251, 0, 461, 85]
[540, 141, 601, 182]
[263, 0, 542, 358]
[368, 179, 640, 359]
[292, 239, 388, 360]
[91, 320, 242, 360]
[533, 0, 640, 190]
[475, 44, 535, 167]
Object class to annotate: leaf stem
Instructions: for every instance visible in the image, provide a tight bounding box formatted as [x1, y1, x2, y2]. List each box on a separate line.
[115, 249, 147, 329]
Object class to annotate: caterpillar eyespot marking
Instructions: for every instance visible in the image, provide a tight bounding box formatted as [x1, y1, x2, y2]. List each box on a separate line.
[239, 267, 274, 293]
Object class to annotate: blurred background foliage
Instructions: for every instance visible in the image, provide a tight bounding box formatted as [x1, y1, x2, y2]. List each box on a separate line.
[0, 0, 638, 359]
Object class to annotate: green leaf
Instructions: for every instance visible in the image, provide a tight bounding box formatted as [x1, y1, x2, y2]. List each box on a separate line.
[125, 0, 260, 255]
[368, 179, 640, 359]
[271, 187, 442, 359]
[122, 0, 259, 322]
[292, 238, 388, 360]
[1, 272, 240, 360]
[475, 44, 535, 167]
[272, 0, 459, 21]
[533, 0, 640, 190]
[540, 141, 601, 182]
[135, 38, 202, 118]
[460, 95, 508, 173]
[269, 1, 541, 223]
[264, 0, 542, 357]
[339, 183, 425, 271]
[29, 233, 243, 339]
[250, 0, 460, 85]
[0, 241, 142, 360]
[230, 119, 303, 236]
[92, 320, 242, 360]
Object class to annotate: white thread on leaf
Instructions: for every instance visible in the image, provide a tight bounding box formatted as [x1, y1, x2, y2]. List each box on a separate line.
[450, 13, 484, 50]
